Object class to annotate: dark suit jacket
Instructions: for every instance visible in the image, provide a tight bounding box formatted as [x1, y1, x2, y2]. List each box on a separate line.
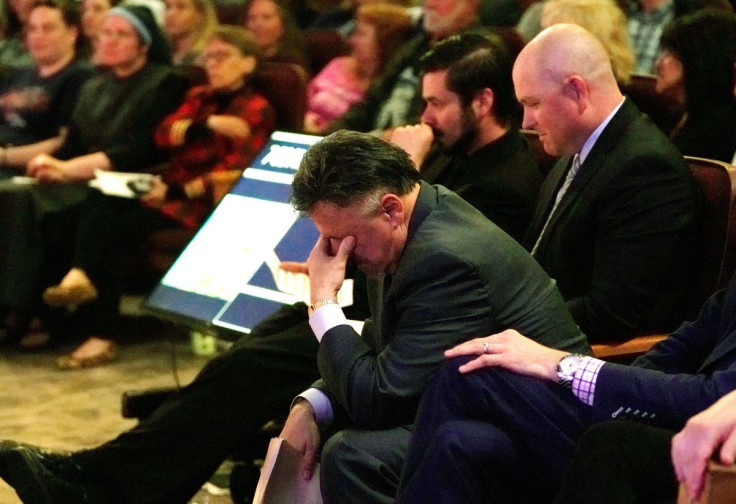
[420, 128, 542, 242]
[314, 182, 590, 430]
[594, 281, 736, 431]
[524, 99, 699, 342]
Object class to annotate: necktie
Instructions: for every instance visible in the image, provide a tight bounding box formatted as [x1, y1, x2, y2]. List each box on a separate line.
[531, 154, 582, 257]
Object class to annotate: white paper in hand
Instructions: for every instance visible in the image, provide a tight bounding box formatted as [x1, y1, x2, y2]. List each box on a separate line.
[252, 437, 323, 504]
[89, 169, 154, 198]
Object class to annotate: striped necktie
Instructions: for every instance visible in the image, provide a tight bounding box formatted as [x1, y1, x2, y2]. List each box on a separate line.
[531, 154, 582, 257]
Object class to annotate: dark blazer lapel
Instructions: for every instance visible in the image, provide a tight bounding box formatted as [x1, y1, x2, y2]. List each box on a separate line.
[539, 99, 641, 237]
[699, 296, 736, 371]
[525, 156, 571, 248]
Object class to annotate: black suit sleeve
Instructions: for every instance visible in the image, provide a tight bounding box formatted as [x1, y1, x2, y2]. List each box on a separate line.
[592, 289, 736, 429]
[316, 251, 496, 429]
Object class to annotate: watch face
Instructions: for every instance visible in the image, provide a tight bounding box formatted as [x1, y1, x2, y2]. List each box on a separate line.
[560, 355, 581, 375]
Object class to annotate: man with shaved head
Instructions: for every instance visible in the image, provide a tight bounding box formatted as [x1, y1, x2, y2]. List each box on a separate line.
[518, 23, 697, 343]
[393, 25, 709, 504]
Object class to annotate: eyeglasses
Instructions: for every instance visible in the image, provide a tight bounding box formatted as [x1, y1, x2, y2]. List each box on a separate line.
[201, 50, 240, 64]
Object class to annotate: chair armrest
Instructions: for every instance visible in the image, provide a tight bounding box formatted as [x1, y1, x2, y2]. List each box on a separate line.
[591, 334, 667, 360]
[677, 461, 736, 504]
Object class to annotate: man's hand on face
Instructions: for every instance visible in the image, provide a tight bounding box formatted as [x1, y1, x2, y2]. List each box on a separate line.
[307, 234, 356, 302]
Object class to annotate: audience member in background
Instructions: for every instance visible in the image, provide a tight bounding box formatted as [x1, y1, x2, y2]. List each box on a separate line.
[80, 0, 121, 63]
[0, 0, 94, 171]
[21, 3, 186, 187]
[480, 0, 526, 26]
[551, 386, 736, 504]
[541, 0, 635, 85]
[0, 0, 34, 69]
[0, 0, 95, 346]
[330, 0, 482, 133]
[628, 0, 676, 74]
[164, 0, 218, 65]
[626, 0, 714, 74]
[309, 0, 415, 35]
[655, 10, 736, 162]
[0, 4, 188, 354]
[42, 25, 276, 369]
[516, 0, 546, 41]
[519, 24, 698, 343]
[304, 2, 413, 134]
[391, 32, 542, 241]
[244, 0, 307, 68]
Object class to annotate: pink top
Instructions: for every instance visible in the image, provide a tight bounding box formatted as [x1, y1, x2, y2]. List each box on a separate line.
[305, 56, 367, 133]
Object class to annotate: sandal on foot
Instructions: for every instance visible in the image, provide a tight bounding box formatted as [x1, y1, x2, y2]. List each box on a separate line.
[43, 283, 98, 309]
[56, 338, 117, 371]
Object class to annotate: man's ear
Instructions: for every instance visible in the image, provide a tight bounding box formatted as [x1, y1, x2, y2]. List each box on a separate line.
[472, 88, 494, 118]
[564, 75, 589, 113]
[380, 193, 404, 226]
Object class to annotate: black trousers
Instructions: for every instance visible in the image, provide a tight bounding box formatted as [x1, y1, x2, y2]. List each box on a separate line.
[71, 191, 177, 332]
[397, 356, 592, 504]
[81, 303, 321, 504]
[554, 421, 678, 504]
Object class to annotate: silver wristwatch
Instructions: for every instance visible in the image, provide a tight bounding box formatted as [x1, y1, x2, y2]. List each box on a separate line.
[556, 354, 584, 388]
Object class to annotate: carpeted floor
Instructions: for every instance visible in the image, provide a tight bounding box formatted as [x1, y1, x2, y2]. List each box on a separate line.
[0, 311, 235, 504]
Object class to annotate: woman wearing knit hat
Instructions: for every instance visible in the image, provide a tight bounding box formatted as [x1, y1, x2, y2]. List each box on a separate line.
[0, 4, 189, 364]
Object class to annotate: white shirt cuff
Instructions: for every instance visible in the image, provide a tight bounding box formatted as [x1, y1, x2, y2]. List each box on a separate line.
[295, 388, 334, 429]
[309, 303, 347, 341]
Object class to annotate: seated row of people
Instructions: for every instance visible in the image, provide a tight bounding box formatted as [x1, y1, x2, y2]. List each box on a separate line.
[0, 4, 276, 368]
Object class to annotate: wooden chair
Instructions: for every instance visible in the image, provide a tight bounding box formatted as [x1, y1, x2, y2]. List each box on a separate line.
[621, 73, 682, 135]
[251, 61, 309, 133]
[676, 461, 736, 504]
[592, 157, 736, 359]
[303, 29, 350, 76]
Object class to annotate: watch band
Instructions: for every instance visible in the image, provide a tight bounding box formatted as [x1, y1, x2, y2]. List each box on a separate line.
[308, 298, 339, 316]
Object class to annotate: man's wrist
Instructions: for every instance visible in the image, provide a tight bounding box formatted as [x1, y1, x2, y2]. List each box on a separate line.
[296, 388, 334, 428]
[308, 298, 338, 316]
[292, 398, 316, 418]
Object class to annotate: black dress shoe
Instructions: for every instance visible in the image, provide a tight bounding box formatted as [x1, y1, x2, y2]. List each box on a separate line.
[0, 441, 89, 504]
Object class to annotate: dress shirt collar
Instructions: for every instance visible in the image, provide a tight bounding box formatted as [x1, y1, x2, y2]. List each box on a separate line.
[578, 97, 625, 166]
